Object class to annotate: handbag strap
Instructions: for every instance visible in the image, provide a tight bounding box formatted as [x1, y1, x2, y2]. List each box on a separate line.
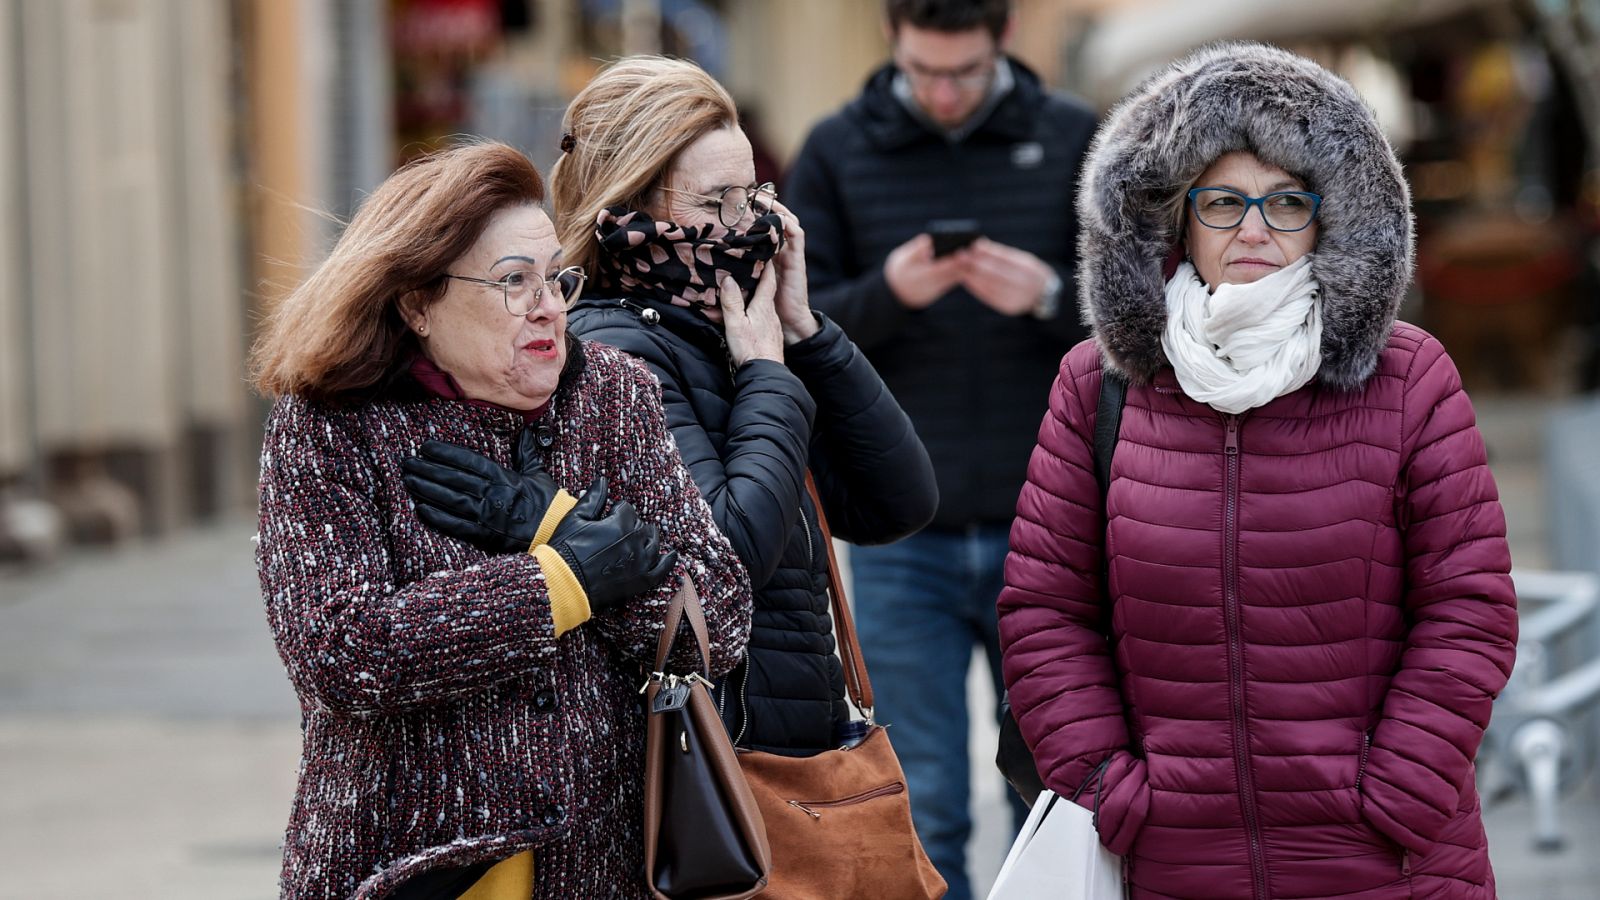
[652, 579, 712, 677]
[803, 472, 875, 716]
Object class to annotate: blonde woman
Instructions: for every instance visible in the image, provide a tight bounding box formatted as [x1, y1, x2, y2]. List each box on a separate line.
[251, 141, 750, 899]
[555, 57, 938, 756]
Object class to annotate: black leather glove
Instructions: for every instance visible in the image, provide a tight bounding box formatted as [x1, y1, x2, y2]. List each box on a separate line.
[548, 477, 678, 615]
[400, 436, 562, 554]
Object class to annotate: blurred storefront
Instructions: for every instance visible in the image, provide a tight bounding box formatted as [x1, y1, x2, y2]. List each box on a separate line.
[0, 0, 891, 560]
[1068, 0, 1600, 392]
[0, 0, 250, 558]
[2, 0, 1595, 562]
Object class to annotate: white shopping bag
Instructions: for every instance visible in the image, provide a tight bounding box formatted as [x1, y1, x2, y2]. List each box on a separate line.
[986, 788, 1123, 899]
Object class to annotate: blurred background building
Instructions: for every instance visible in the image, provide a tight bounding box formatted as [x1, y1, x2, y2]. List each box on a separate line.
[0, 0, 1595, 559]
[0, 0, 1595, 557]
[1, 1, 1599, 896]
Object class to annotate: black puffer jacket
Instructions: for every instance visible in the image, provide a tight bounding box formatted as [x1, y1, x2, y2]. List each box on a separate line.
[568, 298, 937, 754]
[784, 59, 1097, 528]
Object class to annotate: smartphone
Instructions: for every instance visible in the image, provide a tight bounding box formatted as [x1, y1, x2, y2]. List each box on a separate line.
[927, 219, 982, 257]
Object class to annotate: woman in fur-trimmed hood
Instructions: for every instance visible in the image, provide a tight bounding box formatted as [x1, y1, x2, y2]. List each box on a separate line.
[998, 43, 1516, 898]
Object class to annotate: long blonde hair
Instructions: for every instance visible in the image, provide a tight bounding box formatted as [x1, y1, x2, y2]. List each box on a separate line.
[549, 56, 739, 275]
[250, 142, 544, 403]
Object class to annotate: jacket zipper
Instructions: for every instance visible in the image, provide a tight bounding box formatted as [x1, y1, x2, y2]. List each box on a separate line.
[1356, 732, 1372, 792]
[786, 782, 904, 819]
[717, 656, 753, 746]
[1222, 415, 1267, 900]
[733, 658, 751, 745]
[799, 504, 816, 571]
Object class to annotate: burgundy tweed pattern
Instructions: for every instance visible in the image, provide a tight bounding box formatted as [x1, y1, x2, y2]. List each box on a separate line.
[257, 342, 751, 899]
[999, 325, 1517, 898]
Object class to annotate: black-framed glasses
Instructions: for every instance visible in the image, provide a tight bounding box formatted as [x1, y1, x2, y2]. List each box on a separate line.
[659, 182, 777, 228]
[444, 265, 587, 315]
[1187, 187, 1322, 232]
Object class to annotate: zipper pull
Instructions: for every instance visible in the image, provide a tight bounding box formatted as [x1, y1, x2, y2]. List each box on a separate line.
[1224, 415, 1240, 454]
[1401, 849, 1412, 876]
[787, 800, 822, 820]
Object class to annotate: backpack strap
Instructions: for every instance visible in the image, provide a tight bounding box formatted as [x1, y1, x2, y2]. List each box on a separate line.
[1093, 368, 1128, 502]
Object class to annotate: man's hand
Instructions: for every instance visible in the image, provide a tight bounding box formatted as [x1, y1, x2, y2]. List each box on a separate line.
[884, 233, 969, 310]
[960, 238, 1056, 317]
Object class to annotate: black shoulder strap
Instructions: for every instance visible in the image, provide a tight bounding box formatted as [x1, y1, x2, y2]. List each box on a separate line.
[994, 365, 1129, 810]
[1092, 368, 1128, 501]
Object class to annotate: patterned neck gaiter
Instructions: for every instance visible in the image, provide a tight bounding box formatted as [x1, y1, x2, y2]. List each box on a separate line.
[594, 207, 783, 310]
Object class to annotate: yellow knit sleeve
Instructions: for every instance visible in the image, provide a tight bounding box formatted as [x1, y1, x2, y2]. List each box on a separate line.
[527, 489, 579, 553]
[533, 544, 591, 636]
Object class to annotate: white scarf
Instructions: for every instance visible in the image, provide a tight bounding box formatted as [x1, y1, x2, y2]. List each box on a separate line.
[1161, 256, 1323, 414]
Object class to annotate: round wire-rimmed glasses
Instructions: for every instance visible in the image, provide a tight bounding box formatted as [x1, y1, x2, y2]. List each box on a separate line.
[659, 182, 777, 227]
[1187, 187, 1323, 232]
[444, 265, 587, 315]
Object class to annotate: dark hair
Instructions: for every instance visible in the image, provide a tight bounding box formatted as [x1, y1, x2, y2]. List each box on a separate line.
[884, 0, 1010, 38]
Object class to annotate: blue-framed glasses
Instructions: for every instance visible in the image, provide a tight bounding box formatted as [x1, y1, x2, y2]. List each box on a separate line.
[1187, 187, 1322, 232]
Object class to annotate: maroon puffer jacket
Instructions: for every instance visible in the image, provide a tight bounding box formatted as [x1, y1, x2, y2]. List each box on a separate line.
[999, 327, 1517, 898]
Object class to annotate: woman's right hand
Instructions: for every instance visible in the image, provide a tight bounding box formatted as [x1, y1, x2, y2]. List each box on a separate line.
[719, 264, 784, 367]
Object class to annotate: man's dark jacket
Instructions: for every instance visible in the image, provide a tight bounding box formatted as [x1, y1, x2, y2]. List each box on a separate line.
[784, 59, 1098, 528]
[568, 300, 937, 753]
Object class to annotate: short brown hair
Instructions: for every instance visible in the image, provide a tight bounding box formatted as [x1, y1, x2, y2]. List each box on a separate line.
[548, 56, 738, 276]
[885, 0, 1010, 38]
[250, 141, 544, 402]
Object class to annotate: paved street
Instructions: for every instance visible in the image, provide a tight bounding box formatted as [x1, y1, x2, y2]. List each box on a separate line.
[2, 395, 1598, 898]
[0, 522, 300, 900]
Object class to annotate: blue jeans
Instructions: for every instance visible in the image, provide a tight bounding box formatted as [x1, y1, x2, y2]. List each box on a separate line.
[851, 525, 1029, 900]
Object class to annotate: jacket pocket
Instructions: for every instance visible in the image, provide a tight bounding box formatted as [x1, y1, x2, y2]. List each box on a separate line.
[1355, 730, 1373, 792]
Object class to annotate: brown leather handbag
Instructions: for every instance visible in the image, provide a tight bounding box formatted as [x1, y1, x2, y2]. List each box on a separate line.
[643, 581, 772, 900]
[734, 476, 947, 899]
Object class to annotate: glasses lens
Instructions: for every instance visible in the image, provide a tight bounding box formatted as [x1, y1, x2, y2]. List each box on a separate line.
[501, 271, 536, 315]
[752, 185, 776, 217]
[555, 267, 586, 305]
[1191, 189, 1246, 228]
[1263, 193, 1317, 231]
[719, 187, 748, 227]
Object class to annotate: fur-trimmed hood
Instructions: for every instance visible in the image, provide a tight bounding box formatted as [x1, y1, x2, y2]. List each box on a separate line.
[1078, 42, 1414, 390]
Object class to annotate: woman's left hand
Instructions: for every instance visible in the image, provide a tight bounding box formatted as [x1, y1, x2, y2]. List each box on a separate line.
[769, 199, 819, 344]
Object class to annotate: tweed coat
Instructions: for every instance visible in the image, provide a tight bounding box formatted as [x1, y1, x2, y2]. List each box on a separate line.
[998, 45, 1518, 899]
[257, 340, 751, 899]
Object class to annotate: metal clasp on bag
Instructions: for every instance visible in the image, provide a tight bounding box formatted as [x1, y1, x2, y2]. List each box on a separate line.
[640, 672, 709, 715]
[638, 671, 710, 693]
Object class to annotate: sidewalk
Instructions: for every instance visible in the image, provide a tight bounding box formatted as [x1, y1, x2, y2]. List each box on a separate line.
[1, 394, 1596, 898]
[0, 522, 300, 900]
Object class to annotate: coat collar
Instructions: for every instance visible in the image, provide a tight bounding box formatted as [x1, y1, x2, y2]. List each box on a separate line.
[388, 334, 587, 428]
[576, 295, 732, 364]
[849, 56, 1047, 151]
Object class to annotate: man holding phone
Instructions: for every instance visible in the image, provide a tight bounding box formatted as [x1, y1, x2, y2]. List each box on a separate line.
[784, 2, 1097, 896]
